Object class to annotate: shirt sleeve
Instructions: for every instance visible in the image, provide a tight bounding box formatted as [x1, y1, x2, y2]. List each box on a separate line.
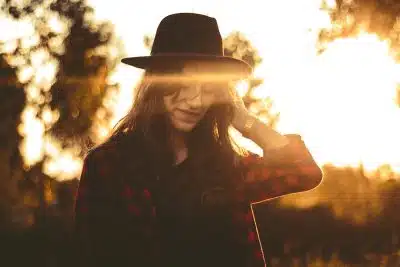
[236, 134, 323, 203]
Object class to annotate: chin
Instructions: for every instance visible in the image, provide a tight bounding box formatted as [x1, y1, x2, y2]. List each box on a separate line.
[172, 120, 198, 132]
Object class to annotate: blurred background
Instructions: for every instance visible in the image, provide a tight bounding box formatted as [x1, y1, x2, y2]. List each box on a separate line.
[1, 0, 400, 266]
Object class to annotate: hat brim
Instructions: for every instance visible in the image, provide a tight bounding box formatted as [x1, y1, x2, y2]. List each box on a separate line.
[121, 54, 252, 80]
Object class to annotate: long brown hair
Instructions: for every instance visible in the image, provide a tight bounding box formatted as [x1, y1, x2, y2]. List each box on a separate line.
[100, 71, 247, 169]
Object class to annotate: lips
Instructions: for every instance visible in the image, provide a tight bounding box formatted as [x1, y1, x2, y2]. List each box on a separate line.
[179, 109, 201, 116]
[176, 109, 202, 123]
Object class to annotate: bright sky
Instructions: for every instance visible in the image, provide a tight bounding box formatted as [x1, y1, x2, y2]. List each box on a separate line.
[88, 0, 325, 55]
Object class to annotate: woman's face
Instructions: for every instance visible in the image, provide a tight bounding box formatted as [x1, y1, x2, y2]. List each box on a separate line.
[163, 81, 214, 132]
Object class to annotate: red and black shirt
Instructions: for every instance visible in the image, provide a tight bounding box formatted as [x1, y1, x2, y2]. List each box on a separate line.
[74, 133, 322, 267]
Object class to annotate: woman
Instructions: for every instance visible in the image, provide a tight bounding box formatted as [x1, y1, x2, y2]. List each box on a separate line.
[74, 13, 323, 267]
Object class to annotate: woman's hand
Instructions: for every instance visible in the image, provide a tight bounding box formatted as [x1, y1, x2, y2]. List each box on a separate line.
[201, 81, 289, 150]
[201, 82, 251, 131]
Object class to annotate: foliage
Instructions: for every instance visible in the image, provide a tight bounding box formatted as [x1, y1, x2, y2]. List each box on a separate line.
[319, 0, 400, 52]
[319, 0, 400, 107]
[0, 0, 122, 226]
[1, 0, 122, 152]
[223, 32, 279, 128]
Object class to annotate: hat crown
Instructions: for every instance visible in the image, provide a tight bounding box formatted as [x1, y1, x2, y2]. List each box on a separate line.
[150, 13, 223, 56]
[120, 13, 252, 78]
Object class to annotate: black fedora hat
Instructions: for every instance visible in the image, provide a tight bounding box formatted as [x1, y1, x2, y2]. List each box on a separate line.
[121, 13, 252, 79]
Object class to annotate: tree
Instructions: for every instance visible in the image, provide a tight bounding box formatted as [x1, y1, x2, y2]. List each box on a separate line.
[1, 0, 122, 158]
[0, 54, 26, 228]
[223, 32, 279, 128]
[319, 0, 400, 50]
[319, 0, 400, 108]
[48, 1, 122, 146]
[1, 0, 122, 224]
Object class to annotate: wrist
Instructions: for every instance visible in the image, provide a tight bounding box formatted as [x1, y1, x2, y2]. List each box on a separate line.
[242, 115, 257, 138]
[233, 109, 256, 136]
[234, 111, 290, 150]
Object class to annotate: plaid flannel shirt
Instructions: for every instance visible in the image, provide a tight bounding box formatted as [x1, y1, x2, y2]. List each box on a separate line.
[74, 134, 322, 267]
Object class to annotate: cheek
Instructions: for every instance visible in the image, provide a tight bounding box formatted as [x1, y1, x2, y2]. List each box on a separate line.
[163, 96, 174, 113]
[163, 90, 182, 111]
[203, 102, 211, 111]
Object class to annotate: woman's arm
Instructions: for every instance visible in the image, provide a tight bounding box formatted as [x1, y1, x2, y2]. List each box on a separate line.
[74, 150, 121, 266]
[232, 110, 322, 203]
[233, 110, 290, 152]
[74, 147, 147, 267]
[236, 133, 323, 203]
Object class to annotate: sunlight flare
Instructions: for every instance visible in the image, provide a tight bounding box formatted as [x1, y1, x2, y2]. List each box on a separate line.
[270, 33, 400, 175]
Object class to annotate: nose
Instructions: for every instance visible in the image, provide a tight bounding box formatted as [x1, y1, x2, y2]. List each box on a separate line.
[185, 83, 203, 109]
